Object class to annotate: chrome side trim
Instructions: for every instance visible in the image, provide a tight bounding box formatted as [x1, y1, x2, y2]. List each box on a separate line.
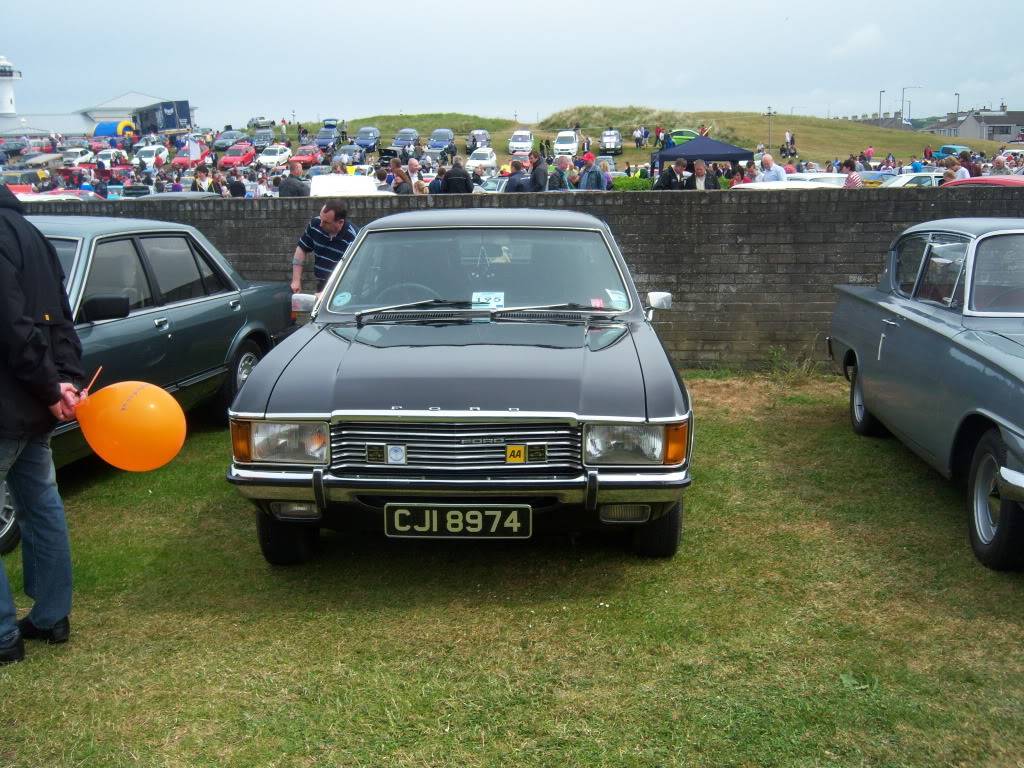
[997, 466, 1024, 503]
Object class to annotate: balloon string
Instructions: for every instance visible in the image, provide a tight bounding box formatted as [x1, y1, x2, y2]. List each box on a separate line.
[83, 366, 103, 394]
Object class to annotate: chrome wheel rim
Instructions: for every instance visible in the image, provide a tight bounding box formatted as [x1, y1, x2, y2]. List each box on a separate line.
[236, 352, 260, 391]
[0, 482, 17, 542]
[973, 453, 1001, 545]
[852, 374, 866, 423]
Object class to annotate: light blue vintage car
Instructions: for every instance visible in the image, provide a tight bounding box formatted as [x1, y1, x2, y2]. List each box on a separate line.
[829, 218, 1024, 570]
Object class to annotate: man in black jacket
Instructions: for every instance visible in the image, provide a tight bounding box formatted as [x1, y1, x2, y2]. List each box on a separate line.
[683, 159, 719, 191]
[653, 159, 688, 190]
[440, 157, 474, 193]
[504, 160, 530, 193]
[0, 184, 85, 664]
[528, 150, 548, 192]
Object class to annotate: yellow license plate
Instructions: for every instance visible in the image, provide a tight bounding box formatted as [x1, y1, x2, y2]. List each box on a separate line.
[505, 445, 525, 463]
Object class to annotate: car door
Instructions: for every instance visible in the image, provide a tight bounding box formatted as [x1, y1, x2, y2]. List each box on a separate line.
[74, 237, 171, 389]
[136, 234, 242, 399]
[872, 234, 970, 460]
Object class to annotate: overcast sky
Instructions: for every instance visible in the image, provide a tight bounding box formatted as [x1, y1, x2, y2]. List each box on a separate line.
[7, 0, 1022, 129]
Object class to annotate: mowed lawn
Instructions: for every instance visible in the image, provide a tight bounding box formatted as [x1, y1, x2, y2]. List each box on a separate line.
[2, 374, 1022, 767]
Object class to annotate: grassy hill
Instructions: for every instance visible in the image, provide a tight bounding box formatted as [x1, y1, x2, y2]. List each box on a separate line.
[340, 113, 515, 138]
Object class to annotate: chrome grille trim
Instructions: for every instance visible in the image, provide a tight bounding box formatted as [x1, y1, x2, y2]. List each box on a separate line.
[330, 422, 582, 472]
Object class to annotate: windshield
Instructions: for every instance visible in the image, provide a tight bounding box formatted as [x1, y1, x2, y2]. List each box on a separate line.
[140, 148, 158, 156]
[431, 130, 451, 141]
[398, 129, 416, 138]
[264, 147, 282, 155]
[357, 128, 376, 137]
[470, 150, 490, 159]
[971, 234, 1024, 313]
[227, 148, 245, 156]
[324, 228, 630, 314]
[511, 133, 531, 142]
[317, 129, 334, 137]
[603, 132, 618, 139]
[555, 135, 575, 145]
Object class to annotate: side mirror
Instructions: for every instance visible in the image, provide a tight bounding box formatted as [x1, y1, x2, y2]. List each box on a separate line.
[645, 291, 672, 321]
[79, 294, 130, 323]
[292, 292, 316, 314]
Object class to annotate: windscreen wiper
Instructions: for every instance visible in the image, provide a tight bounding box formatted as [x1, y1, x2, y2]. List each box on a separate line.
[490, 302, 600, 316]
[354, 298, 478, 326]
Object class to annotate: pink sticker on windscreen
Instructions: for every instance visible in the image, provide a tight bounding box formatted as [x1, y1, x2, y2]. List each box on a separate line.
[590, 298, 605, 308]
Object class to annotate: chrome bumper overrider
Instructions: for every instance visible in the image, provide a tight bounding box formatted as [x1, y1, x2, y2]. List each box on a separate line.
[997, 466, 1024, 504]
[227, 465, 691, 511]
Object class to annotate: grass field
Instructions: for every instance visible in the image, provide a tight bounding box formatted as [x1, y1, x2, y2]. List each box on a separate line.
[2, 374, 1022, 766]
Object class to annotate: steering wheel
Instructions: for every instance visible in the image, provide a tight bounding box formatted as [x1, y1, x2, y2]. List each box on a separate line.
[374, 282, 441, 304]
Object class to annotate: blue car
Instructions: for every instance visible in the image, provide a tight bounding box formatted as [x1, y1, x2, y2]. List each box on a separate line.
[427, 128, 454, 151]
[315, 127, 339, 152]
[354, 126, 380, 152]
[390, 128, 419, 151]
[932, 144, 971, 161]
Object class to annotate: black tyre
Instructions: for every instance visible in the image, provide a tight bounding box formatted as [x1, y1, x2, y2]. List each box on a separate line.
[849, 366, 887, 437]
[0, 481, 21, 555]
[632, 501, 683, 558]
[256, 509, 319, 565]
[967, 429, 1024, 571]
[218, 339, 263, 416]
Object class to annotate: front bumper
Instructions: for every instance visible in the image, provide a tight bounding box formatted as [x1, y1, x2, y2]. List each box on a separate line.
[997, 467, 1024, 503]
[227, 465, 690, 510]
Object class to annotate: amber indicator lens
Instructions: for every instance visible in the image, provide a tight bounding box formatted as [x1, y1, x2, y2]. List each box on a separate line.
[230, 420, 252, 462]
[664, 422, 688, 465]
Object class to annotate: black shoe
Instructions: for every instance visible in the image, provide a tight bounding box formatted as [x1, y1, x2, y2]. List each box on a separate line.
[17, 616, 70, 644]
[0, 633, 24, 665]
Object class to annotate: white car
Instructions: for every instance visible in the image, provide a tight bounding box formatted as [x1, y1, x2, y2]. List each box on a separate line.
[786, 172, 848, 187]
[507, 130, 533, 154]
[466, 147, 498, 174]
[734, 180, 837, 190]
[880, 172, 946, 188]
[257, 145, 293, 168]
[132, 145, 169, 168]
[553, 130, 578, 157]
[61, 147, 94, 167]
[94, 148, 129, 167]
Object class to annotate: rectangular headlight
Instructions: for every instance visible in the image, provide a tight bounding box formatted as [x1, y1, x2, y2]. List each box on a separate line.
[249, 421, 329, 465]
[584, 423, 688, 466]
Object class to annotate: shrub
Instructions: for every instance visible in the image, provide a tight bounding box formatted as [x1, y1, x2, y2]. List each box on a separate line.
[612, 176, 654, 191]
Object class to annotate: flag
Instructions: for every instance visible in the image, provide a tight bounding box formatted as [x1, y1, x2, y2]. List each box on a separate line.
[186, 139, 202, 161]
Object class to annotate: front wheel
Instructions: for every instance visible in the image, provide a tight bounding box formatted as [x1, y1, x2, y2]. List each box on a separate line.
[967, 430, 1024, 570]
[632, 501, 683, 558]
[217, 339, 263, 417]
[0, 481, 21, 555]
[257, 510, 318, 565]
[849, 365, 887, 437]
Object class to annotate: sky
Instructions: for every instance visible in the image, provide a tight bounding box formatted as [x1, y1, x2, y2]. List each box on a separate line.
[6, 0, 1023, 129]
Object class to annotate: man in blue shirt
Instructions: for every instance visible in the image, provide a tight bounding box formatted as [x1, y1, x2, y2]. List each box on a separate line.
[290, 199, 358, 292]
[909, 155, 924, 173]
[756, 153, 787, 182]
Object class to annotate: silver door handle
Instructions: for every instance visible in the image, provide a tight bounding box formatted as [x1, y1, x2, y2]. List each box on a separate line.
[154, 317, 169, 328]
[881, 319, 900, 327]
[229, 299, 241, 309]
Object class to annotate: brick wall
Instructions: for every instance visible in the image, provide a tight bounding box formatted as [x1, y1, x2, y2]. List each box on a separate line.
[24, 188, 1024, 367]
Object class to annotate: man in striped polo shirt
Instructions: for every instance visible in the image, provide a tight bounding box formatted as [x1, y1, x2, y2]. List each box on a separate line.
[289, 199, 358, 293]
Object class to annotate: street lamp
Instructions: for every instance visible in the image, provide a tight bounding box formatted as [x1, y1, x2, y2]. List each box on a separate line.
[763, 106, 778, 148]
[878, 89, 885, 127]
[901, 85, 922, 125]
[955, 92, 960, 116]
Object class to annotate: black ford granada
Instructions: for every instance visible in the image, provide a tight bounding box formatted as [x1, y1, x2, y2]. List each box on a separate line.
[227, 209, 693, 563]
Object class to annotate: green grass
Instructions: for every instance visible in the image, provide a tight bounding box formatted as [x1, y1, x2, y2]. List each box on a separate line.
[2, 375, 1022, 766]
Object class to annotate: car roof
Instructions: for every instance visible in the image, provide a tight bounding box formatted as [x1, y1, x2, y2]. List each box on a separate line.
[903, 218, 1024, 237]
[27, 215, 194, 237]
[361, 208, 610, 232]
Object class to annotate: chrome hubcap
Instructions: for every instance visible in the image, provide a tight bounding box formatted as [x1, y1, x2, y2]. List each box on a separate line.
[852, 374, 866, 422]
[236, 352, 260, 391]
[973, 454, 1001, 545]
[0, 481, 17, 542]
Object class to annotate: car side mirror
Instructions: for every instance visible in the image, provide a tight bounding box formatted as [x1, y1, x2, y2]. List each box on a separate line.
[292, 293, 316, 314]
[79, 294, 130, 323]
[645, 291, 672, 321]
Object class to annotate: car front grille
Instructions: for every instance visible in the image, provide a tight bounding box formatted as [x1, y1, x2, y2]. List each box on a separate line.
[330, 422, 582, 475]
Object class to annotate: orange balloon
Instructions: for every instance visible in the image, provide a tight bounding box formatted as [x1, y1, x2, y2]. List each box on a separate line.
[75, 381, 187, 472]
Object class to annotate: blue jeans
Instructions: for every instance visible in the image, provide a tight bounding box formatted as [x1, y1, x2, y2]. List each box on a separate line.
[0, 434, 72, 644]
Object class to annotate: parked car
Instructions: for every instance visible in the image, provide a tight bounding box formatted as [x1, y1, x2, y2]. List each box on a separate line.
[331, 144, 365, 164]
[226, 208, 693, 564]
[595, 155, 617, 172]
[132, 145, 170, 169]
[252, 129, 276, 152]
[291, 144, 323, 168]
[466, 129, 491, 152]
[218, 143, 257, 170]
[465, 147, 498, 174]
[476, 175, 508, 193]
[600, 130, 623, 154]
[428, 128, 454, 151]
[932, 144, 971, 161]
[315, 126, 340, 152]
[256, 144, 293, 168]
[553, 130, 578, 157]
[942, 176, 1024, 188]
[247, 116, 275, 129]
[0, 215, 296, 554]
[510, 150, 532, 169]
[507, 130, 533, 154]
[881, 172, 946, 188]
[0, 139, 28, 159]
[828, 217, 1024, 570]
[668, 129, 699, 145]
[171, 143, 213, 169]
[94, 148, 130, 168]
[61, 147, 94, 167]
[354, 126, 381, 152]
[787, 172, 847, 186]
[213, 130, 247, 151]
[390, 128, 419, 151]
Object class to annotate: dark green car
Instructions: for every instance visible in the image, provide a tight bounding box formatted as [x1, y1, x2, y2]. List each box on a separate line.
[0, 215, 295, 553]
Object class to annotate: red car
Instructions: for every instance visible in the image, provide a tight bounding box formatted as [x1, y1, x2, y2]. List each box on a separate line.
[218, 143, 256, 170]
[510, 150, 532, 170]
[291, 144, 323, 168]
[172, 143, 212, 169]
[943, 176, 1024, 188]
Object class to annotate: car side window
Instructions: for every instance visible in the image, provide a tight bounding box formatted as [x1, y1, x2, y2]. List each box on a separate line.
[916, 237, 969, 310]
[139, 236, 205, 303]
[190, 241, 232, 295]
[894, 236, 929, 296]
[81, 239, 153, 315]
